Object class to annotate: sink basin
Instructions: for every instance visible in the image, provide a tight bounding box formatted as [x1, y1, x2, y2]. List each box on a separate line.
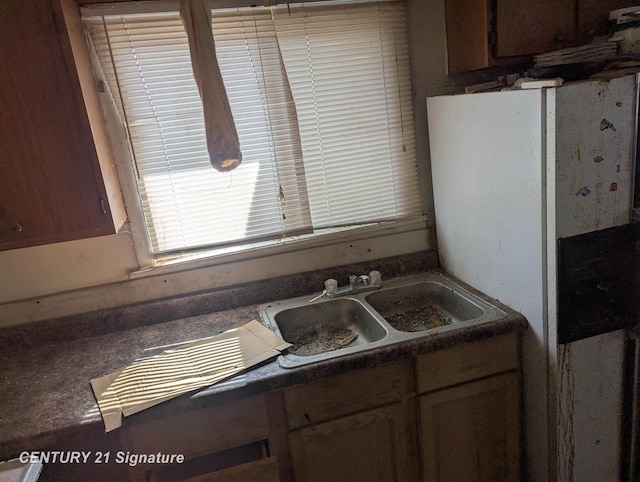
[259, 271, 508, 368]
[274, 299, 387, 355]
[260, 298, 388, 367]
[365, 282, 484, 332]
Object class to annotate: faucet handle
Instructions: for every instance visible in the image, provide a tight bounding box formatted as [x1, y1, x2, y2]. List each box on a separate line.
[325, 278, 338, 295]
[369, 270, 382, 286]
[349, 275, 358, 289]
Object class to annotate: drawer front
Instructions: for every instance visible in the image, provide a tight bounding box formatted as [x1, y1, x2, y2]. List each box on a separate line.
[283, 361, 407, 429]
[184, 456, 279, 482]
[416, 332, 519, 393]
[122, 394, 270, 457]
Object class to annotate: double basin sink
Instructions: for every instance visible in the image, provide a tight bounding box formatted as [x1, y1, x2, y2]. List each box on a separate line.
[259, 271, 507, 368]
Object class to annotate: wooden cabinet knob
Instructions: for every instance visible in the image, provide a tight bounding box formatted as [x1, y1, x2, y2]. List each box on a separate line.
[12, 223, 23, 233]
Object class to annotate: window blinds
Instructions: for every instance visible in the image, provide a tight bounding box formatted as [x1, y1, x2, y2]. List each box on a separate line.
[273, 2, 419, 227]
[85, 1, 420, 255]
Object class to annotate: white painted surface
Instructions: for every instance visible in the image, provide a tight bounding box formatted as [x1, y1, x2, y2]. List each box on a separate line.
[544, 88, 560, 478]
[555, 76, 635, 237]
[568, 331, 626, 482]
[427, 89, 550, 481]
[0, 226, 429, 327]
[553, 76, 636, 482]
[0, 233, 137, 301]
[427, 75, 636, 481]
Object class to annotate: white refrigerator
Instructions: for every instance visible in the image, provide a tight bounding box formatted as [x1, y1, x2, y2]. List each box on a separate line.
[427, 74, 637, 481]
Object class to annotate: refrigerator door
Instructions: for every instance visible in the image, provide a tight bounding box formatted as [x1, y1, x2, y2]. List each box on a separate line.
[428, 74, 638, 482]
[554, 75, 636, 238]
[553, 76, 636, 482]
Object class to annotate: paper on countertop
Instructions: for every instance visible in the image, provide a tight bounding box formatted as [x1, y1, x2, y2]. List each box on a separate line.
[91, 319, 291, 432]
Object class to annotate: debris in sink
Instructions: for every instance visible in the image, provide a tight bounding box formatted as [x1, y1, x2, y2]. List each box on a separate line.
[386, 300, 453, 332]
[336, 330, 358, 347]
[287, 327, 359, 356]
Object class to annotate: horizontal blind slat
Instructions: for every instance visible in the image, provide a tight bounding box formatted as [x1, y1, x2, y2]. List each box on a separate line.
[273, 1, 420, 228]
[87, 8, 312, 253]
[85, 1, 419, 253]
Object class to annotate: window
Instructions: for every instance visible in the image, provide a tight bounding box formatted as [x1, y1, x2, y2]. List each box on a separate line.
[84, 0, 421, 256]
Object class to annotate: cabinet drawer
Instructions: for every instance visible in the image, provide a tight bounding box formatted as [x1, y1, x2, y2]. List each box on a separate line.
[416, 333, 519, 393]
[122, 394, 270, 457]
[283, 361, 407, 429]
[183, 456, 279, 482]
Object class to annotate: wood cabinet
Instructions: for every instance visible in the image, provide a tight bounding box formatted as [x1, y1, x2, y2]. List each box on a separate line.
[576, 0, 634, 44]
[419, 372, 520, 481]
[288, 403, 410, 482]
[283, 360, 417, 482]
[0, 0, 125, 250]
[446, 0, 637, 74]
[120, 394, 283, 482]
[282, 361, 407, 429]
[415, 333, 521, 481]
[495, 0, 575, 58]
[119, 334, 521, 481]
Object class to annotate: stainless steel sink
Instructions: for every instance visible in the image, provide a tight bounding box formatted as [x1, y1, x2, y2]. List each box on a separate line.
[364, 281, 484, 332]
[259, 271, 507, 368]
[261, 298, 389, 368]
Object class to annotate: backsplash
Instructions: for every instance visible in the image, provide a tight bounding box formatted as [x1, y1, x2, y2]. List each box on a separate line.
[0, 250, 438, 347]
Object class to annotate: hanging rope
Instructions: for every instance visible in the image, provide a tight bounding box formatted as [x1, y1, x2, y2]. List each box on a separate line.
[180, 0, 242, 172]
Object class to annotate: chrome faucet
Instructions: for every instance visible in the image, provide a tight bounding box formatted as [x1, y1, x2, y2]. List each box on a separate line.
[325, 271, 381, 298]
[351, 274, 370, 289]
[309, 271, 382, 302]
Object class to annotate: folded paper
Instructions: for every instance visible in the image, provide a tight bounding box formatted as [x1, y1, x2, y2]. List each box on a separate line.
[91, 320, 290, 431]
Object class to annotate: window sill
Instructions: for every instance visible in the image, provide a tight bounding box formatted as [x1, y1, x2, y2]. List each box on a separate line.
[1, 216, 430, 327]
[129, 216, 429, 280]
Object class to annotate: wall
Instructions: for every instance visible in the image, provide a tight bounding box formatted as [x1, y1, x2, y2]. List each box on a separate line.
[2, 0, 478, 327]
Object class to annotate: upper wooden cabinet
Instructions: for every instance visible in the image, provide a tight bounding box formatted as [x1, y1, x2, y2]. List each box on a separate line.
[446, 0, 638, 74]
[577, 0, 635, 44]
[496, 0, 576, 58]
[0, 0, 125, 250]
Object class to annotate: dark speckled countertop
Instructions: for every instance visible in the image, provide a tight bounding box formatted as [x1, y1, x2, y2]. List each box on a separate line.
[0, 305, 260, 459]
[0, 252, 527, 461]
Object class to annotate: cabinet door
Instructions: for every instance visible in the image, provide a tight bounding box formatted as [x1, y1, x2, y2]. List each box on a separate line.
[419, 372, 520, 482]
[0, 0, 115, 249]
[288, 403, 410, 482]
[496, 0, 575, 57]
[577, 0, 638, 45]
[445, 0, 490, 74]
